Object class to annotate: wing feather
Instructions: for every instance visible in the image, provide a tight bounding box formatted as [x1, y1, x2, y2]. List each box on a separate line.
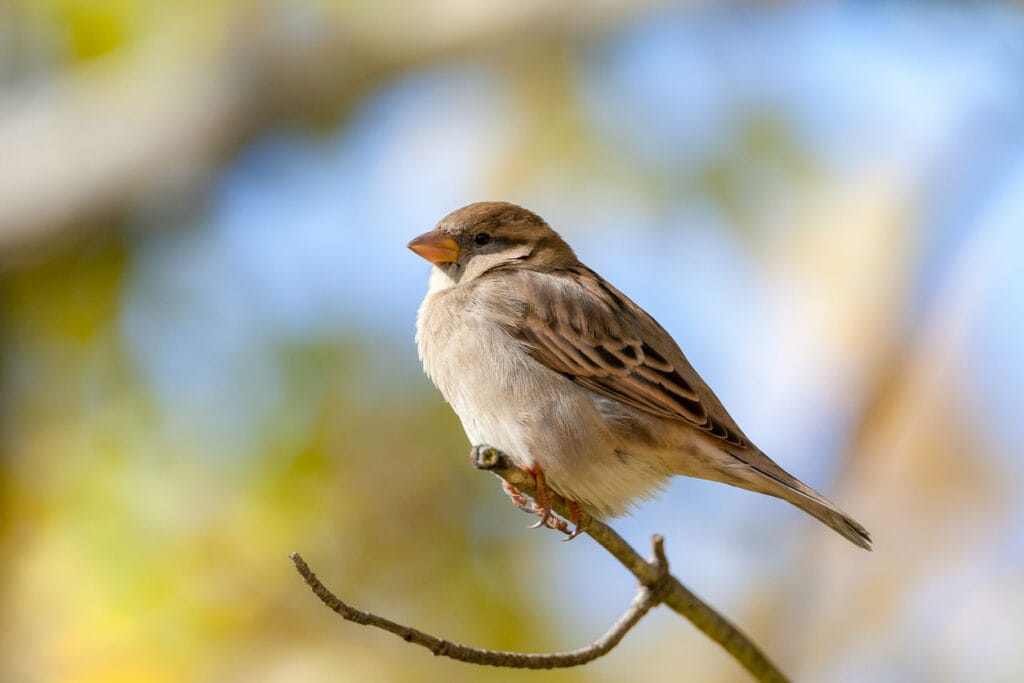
[509, 267, 749, 449]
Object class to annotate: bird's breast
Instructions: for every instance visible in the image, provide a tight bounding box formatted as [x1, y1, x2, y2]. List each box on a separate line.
[416, 286, 561, 454]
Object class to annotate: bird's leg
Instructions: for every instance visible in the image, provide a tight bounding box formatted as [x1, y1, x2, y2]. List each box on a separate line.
[562, 501, 590, 542]
[474, 447, 576, 537]
[525, 464, 554, 530]
[519, 466, 584, 536]
[503, 477, 571, 535]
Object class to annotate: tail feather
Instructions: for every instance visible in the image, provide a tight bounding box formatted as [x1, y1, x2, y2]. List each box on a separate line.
[725, 450, 873, 551]
[793, 494, 872, 550]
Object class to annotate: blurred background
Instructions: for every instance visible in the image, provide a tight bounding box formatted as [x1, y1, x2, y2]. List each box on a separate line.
[2, 1, 1023, 681]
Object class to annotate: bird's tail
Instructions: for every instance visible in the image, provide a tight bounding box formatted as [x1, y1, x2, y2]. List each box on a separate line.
[725, 450, 872, 550]
[786, 488, 872, 550]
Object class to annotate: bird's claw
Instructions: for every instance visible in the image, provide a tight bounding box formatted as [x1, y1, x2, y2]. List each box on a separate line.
[523, 464, 556, 530]
[528, 509, 558, 530]
[532, 510, 572, 536]
[501, 480, 535, 515]
[486, 450, 588, 539]
[561, 501, 589, 541]
[501, 480, 566, 532]
[499, 463, 586, 539]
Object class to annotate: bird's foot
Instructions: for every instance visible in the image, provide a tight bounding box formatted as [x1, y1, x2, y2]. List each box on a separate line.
[562, 500, 590, 542]
[476, 446, 588, 539]
[500, 480, 535, 515]
[524, 464, 555, 530]
[498, 465, 568, 535]
[514, 464, 588, 539]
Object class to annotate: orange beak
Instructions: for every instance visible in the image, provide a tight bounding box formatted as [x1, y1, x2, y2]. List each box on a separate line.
[407, 230, 460, 265]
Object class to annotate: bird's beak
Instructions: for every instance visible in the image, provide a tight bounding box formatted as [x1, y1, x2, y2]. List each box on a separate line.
[407, 230, 460, 265]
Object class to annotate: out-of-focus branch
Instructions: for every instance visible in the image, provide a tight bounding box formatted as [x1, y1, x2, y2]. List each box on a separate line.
[290, 445, 789, 681]
[0, 1, 663, 265]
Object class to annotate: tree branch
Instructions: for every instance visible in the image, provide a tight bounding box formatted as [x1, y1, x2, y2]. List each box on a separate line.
[470, 446, 789, 682]
[289, 445, 790, 682]
[290, 534, 666, 669]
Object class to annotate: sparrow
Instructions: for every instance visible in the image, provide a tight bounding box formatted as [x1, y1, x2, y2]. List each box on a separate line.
[408, 201, 871, 549]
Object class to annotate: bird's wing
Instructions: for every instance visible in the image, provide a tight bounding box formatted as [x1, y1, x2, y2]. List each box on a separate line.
[509, 267, 750, 449]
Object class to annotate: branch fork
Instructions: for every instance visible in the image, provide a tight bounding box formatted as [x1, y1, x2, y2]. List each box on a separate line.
[290, 445, 790, 682]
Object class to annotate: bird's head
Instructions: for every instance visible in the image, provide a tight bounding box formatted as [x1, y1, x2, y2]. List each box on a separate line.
[407, 202, 577, 284]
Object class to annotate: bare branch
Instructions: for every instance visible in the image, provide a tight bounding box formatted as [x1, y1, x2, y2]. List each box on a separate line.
[290, 537, 663, 669]
[289, 445, 790, 681]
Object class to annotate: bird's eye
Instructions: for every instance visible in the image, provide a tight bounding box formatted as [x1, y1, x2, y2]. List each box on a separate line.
[474, 232, 491, 246]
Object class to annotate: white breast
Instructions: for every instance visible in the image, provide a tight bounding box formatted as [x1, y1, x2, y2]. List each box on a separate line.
[415, 273, 544, 466]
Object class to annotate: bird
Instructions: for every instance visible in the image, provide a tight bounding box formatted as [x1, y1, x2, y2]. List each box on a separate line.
[408, 201, 871, 550]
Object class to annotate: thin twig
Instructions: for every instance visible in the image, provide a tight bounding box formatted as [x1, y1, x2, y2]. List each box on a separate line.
[289, 445, 790, 681]
[290, 536, 663, 669]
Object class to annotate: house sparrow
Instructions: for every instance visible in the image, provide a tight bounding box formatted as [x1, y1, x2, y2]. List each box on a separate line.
[409, 201, 871, 549]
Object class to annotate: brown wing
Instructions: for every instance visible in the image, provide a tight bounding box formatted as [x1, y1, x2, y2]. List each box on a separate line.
[510, 267, 749, 449]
